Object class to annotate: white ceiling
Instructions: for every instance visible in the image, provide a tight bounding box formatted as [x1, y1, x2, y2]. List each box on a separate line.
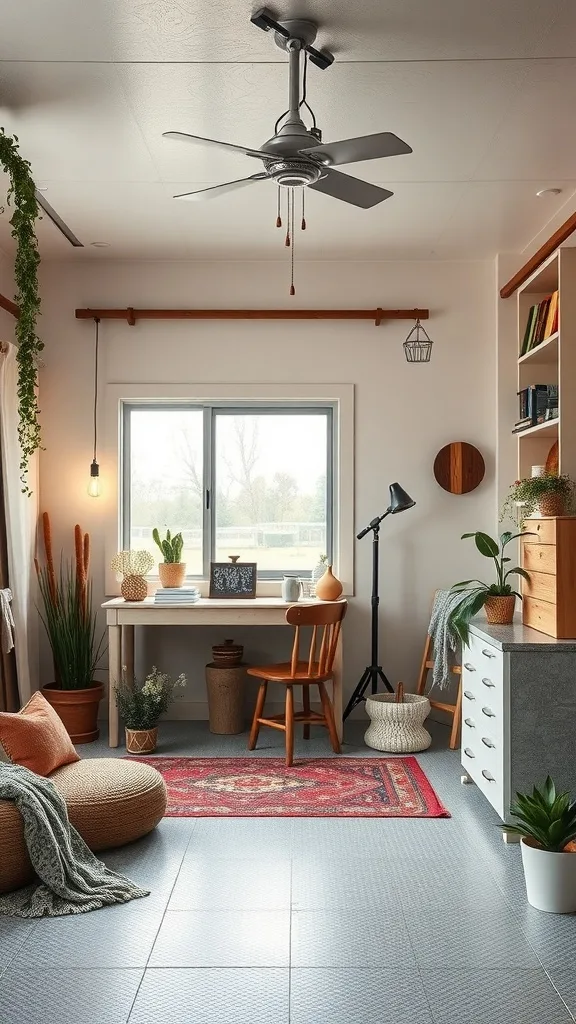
[1, 0, 576, 260]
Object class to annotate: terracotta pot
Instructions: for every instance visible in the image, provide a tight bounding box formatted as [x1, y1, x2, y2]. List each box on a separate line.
[158, 562, 186, 588]
[484, 595, 516, 625]
[125, 726, 158, 754]
[538, 494, 566, 517]
[121, 574, 147, 601]
[41, 683, 104, 744]
[315, 564, 343, 601]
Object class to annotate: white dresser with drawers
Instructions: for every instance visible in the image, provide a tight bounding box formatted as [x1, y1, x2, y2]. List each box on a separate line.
[461, 620, 576, 823]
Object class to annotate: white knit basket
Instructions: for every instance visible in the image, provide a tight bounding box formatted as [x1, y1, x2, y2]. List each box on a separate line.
[364, 693, 432, 753]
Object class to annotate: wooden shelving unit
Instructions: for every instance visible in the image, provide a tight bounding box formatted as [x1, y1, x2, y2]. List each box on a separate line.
[516, 248, 576, 480]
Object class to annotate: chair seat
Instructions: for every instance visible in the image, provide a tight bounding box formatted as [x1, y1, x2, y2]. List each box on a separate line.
[247, 661, 332, 683]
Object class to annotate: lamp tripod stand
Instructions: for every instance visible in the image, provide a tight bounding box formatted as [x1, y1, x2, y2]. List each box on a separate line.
[343, 483, 415, 720]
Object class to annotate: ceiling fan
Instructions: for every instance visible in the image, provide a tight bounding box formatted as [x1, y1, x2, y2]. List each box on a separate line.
[163, 8, 412, 210]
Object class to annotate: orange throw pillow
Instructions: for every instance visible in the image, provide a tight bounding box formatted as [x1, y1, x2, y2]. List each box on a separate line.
[0, 691, 80, 777]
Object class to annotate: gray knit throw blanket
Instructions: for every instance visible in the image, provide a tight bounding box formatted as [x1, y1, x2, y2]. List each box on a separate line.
[427, 588, 470, 690]
[0, 763, 149, 918]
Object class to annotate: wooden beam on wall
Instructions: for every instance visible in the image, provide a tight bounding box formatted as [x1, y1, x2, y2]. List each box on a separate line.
[500, 210, 576, 299]
[75, 306, 429, 327]
[0, 293, 19, 319]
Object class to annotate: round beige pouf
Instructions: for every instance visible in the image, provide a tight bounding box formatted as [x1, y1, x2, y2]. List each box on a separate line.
[0, 758, 167, 894]
[364, 693, 432, 753]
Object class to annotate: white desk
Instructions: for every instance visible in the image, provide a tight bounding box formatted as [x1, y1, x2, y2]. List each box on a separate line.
[102, 597, 345, 747]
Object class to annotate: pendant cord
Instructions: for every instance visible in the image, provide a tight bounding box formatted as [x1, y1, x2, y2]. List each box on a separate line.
[285, 189, 291, 247]
[276, 186, 282, 228]
[92, 317, 100, 462]
[301, 190, 306, 231]
[290, 188, 295, 295]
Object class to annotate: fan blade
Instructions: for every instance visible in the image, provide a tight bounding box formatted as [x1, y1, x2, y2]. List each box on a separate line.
[163, 131, 264, 161]
[309, 169, 393, 209]
[174, 175, 268, 201]
[304, 132, 412, 167]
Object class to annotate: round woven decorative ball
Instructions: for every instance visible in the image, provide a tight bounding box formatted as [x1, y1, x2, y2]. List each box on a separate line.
[364, 693, 432, 753]
[121, 574, 147, 601]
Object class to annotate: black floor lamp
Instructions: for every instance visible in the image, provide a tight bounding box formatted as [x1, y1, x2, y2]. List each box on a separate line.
[343, 482, 416, 720]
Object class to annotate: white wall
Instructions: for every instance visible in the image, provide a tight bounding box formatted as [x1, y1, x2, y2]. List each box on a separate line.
[37, 257, 496, 719]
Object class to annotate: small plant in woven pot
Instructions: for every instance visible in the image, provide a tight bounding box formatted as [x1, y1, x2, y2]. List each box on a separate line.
[116, 666, 187, 753]
[501, 474, 575, 521]
[152, 528, 186, 587]
[111, 550, 155, 601]
[448, 530, 534, 643]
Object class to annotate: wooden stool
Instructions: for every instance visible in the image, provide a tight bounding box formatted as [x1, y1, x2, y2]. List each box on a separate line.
[416, 633, 462, 749]
[247, 601, 347, 767]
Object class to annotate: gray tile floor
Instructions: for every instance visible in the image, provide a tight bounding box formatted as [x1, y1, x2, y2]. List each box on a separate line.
[2, 721, 576, 1023]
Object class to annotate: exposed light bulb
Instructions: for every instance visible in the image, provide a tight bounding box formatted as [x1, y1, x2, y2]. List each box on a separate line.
[88, 460, 101, 498]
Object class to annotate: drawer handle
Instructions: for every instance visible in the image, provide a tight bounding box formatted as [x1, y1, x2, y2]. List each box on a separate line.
[464, 717, 475, 729]
[482, 648, 497, 659]
[463, 662, 476, 672]
[481, 737, 495, 749]
[482, 706, 496, 719]
[482, 677, 495, 689]
[482, 769, 496, 782]
[463, 690, 476, 701]
[464, 747, 475, 759]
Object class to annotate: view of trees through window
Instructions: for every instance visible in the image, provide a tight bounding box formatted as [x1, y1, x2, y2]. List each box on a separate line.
[126, 405, 331, 575]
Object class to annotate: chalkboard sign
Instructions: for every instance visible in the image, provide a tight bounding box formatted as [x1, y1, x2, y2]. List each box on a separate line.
[209, 561, 257, 599]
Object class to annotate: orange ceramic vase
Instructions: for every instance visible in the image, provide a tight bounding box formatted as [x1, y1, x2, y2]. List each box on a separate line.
[315, 564, 343, 601]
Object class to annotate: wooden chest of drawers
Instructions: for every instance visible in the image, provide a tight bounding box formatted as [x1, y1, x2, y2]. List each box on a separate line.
[521, 517, 576, 638]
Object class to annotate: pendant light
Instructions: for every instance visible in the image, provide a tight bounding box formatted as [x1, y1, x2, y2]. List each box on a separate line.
[404, 318, 433, 362]
[88, 316, 101, 497]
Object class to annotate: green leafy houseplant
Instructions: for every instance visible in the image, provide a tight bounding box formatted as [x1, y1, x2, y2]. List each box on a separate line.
[449, 530, 531, 644]
[152, 528, 184, 563]
[0, 129, 43, 492]
[115, 667, 187, 730]
[501, 474, 574, 521]
[507, 777, 576, 852]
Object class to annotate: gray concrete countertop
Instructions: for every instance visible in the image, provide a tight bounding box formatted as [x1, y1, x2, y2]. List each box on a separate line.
[469, 618, 576, 651]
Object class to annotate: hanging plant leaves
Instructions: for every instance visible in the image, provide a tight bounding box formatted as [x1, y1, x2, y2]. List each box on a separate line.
[0, 128, 43, 493]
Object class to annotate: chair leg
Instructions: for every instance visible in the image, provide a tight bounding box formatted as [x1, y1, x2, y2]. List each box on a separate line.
[449, 679, 462, 750]
[416, 634, 433, 696]
[285, 685, 294, 767]
[302, 685, 311, 740]
[248, 682, 268, 751]
[318, 681, 341, 754]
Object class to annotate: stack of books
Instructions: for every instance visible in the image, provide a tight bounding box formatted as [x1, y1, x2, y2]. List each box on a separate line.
[520, 291, 558, 356]
[154, 587, 201, 605]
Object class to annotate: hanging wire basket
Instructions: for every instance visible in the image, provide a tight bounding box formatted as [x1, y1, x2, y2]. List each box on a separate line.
[404, 319, 433, 362]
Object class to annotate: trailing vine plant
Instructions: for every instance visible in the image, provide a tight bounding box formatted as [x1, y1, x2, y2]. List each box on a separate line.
[0, 128, 43, 492]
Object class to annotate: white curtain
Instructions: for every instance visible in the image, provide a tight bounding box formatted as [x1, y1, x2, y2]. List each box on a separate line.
[0, 343, 39, 704]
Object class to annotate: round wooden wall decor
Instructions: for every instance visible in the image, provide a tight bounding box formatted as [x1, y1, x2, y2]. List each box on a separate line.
[434, 442, 485, 494]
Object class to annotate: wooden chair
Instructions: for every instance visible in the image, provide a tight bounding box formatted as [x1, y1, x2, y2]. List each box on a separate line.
[247, 601, 347, 767]
[416, 632, 462, 749]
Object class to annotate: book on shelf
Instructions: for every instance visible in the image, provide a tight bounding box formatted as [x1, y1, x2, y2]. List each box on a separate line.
[520, 304, 538, 356]
[520, 293, 557, 356]
[543, 290, 559, 340]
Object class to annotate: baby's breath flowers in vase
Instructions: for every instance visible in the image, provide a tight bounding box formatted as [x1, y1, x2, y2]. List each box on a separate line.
[111, 549, 155, 602]
[115, 666, 187, 753]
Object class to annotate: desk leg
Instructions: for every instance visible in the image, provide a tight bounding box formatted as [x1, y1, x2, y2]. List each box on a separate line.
[332, 632, 344, 742]
[108, 624, 121, 748]
[123, 624, 135, 684]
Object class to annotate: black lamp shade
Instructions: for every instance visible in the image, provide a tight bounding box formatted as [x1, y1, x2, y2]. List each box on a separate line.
[388, 482, 415, 514]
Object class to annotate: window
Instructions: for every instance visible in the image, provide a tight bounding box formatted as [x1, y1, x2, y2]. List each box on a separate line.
[122, 403, 334, 578]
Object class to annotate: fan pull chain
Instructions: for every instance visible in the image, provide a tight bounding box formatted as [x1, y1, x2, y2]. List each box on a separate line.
[301, 190, 306, 231]
[290, 187, 296, 295]
[285, 189, 291, 247]
[276, 186, 282, 228]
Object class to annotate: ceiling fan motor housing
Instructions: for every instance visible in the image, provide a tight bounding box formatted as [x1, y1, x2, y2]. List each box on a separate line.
[263, 156, 322, 188]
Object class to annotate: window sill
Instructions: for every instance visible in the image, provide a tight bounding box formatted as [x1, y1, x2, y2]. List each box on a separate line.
[109, 578, 354, 599]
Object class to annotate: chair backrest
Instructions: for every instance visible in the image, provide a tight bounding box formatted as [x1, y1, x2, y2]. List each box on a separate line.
[285, 601, 347, 678]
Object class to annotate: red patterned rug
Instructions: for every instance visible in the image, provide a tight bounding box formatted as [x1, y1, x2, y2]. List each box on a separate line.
[126, 756, 449, 818]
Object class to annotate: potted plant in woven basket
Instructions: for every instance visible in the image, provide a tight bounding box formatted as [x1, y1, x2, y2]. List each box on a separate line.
[506, 776, 576, 913]
[152, 528, 186, 587]
[36, 513, 106, 743]
[501, 474, 575, 520]
[115, 666, 187, 753]
[448, 530, 532, 642]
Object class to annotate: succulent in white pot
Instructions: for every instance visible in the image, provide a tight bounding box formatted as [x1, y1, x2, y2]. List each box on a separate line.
[506, 777, 576, 913]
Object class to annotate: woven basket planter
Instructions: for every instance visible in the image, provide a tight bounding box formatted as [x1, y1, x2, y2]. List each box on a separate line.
[121, 574, 148, 602]
[125, 727, 158, 754]
[158, 562, 186, 588]
[364, 693, 432, 753]
[538, 495, 566, 517]
[484, 594, 516, 625]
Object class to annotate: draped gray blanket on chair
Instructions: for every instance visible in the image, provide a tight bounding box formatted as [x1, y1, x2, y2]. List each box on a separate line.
[427, 588, 469, 690]
[0, 763, 149, 918]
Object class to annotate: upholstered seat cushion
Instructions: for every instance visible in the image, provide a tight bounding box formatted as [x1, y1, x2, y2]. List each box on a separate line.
[0, 758, 167, 893]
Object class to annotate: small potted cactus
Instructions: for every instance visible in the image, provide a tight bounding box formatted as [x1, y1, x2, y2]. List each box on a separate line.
[153, 528, 186, 588]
